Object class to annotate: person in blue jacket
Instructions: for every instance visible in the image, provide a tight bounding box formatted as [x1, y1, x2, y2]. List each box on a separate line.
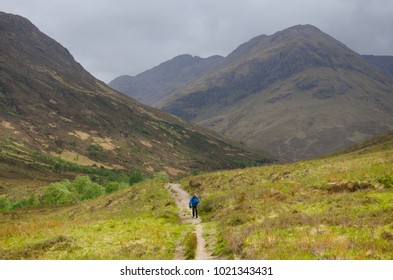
[189, 193, 201, 218]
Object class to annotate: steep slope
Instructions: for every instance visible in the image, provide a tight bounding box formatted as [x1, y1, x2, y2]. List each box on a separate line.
[108, 54, 223, 106]
[362, 55, 393, 76]
[0, 12, 271, 182]
[158, 25, 393, 160]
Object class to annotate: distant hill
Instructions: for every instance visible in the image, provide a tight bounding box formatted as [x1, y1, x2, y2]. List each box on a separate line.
[155, 25, 393, 160]
[362, 55, 393, 76]
[0, 11, 271, 183]
[334, 130, 393, 156]
[109, 54, 223, 106]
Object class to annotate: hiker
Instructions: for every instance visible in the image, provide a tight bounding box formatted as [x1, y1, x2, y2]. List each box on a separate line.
[189, 193, 200, 218]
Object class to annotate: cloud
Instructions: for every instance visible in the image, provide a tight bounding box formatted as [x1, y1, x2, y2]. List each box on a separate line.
[1, 0, 392, 82]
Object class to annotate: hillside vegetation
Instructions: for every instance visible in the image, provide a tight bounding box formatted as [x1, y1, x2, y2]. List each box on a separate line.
[0, 11, 270, 180]
[149, 25, 393, 161]
[1, 132, 392, 259]
[181, 132, 393, 259]
[0, 176, 186, 259]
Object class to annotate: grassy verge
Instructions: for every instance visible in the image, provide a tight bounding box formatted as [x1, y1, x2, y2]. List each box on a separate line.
[183, 226, 197, 260]
[0, 177, 185, 259]
[181, 147, 393, 259]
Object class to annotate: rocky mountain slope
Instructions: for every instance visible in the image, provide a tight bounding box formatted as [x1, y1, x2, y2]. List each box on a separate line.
[0, 11, 270, 181]
[362, 55, 393, 76]
[155, 25, 393, 160]
[109, 54, 223, 106]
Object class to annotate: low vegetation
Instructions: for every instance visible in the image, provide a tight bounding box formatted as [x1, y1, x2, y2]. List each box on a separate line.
[0, 176, 185, 259]
[0, 171, 144, 211]
[182, 226, 197, 260]
[1, 131, 392, 260]
[181, 137, 393, 259]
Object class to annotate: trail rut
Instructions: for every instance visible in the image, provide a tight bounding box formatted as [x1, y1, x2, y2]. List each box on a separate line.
[165, 183, 213, 260]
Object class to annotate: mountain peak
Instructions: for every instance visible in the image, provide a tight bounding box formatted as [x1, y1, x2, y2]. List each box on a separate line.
[1, 12, 269, 176]
[157, 25, 393, 160]
[284, 24, 321, 32]
[0, 11, 35, 31]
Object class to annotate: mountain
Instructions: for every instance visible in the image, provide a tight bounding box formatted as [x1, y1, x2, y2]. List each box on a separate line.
[0, 11, 271, 184]
[109, 54, 223, 106]
[362, 55, 393, 76]
[155, 25, 393, 160]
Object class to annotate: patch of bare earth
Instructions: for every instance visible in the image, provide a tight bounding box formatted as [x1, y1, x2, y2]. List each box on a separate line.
[165, 183, 213, 260]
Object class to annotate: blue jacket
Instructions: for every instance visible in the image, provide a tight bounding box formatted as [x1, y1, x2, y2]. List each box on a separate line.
[189, 196, 200, 207]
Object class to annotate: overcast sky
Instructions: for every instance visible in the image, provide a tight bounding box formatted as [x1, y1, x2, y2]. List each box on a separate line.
[1, 0, 393, 83]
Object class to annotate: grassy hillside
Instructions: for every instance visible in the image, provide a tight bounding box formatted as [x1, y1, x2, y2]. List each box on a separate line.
[0, 177, 186, 259]
[0, 11, 271, 181]
[1, 132, 392, 260]
[181, 132, 393, 259]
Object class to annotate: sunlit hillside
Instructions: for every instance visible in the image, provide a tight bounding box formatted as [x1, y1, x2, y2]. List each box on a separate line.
[2, 132, 391, 260]
[181, 132, 393, 259]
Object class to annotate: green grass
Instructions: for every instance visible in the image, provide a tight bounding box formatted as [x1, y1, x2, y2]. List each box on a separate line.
[183, 226, 197, 260]
[0, 177, 185, 259]
[2, 132, 393, 260]
[180, 142, 393, 259]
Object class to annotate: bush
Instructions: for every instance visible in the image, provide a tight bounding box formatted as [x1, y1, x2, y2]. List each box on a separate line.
[4, 173, 135, 210]
[70, 176, 105, 200]
[13, 197, 31, 209]
[378, 174, 393, 189]
[0, 195, 12, 211]
[27, 193, 41, 207]
[42, 182, 75, 205]
[87, 144, 105, 159]
[71, 176, 91, 194]
[80, 182, 105, 200]
[129, 170, 143, 185]
[104, 182, 122, 193]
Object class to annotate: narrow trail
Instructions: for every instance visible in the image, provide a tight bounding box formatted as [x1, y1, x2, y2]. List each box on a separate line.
[165, 183, 213, 260]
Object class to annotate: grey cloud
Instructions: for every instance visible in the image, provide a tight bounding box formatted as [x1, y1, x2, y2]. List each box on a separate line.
[1, 0, 392, 82]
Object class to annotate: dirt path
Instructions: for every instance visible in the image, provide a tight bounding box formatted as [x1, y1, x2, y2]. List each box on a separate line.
[165, 183, 213, 260]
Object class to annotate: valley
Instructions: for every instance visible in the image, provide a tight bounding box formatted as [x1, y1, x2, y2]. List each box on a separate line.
[1, 131, 392, 259]
[1, 11, 393, 260]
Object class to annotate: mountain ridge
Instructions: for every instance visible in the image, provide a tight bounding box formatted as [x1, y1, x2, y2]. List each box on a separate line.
[154, 25, 393, 160]
[109, 53, 223, 106]
[0, 11, 271, 182]
[362, 55, 393, 76]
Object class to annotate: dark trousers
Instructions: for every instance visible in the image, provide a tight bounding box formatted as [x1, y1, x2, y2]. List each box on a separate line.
[191, 206, 198, 218]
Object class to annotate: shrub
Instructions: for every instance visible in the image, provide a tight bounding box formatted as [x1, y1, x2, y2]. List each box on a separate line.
[378, 175, 393, 189]
[28, 193, 41, 207]
[201, 198, 214, 213]
[42, 182, 75, 205]
[13, 197, 31, 209]
[129, 170, 143, 185]
[0, 195, 12, 211]
[71, 176, 105, 200]
[71, 176, 91, 194]
[104, 182, 122, 194]
[80, 182, 105, 200]
[87, 144, 105, 159]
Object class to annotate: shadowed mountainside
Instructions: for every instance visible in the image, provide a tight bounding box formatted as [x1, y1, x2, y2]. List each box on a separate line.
[362, 55, 393, 76]
[156, 25, 393, 160]
[111, 25, 393, 161]
[109, 54, 223, 106]
[0, 11, 272, 184]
